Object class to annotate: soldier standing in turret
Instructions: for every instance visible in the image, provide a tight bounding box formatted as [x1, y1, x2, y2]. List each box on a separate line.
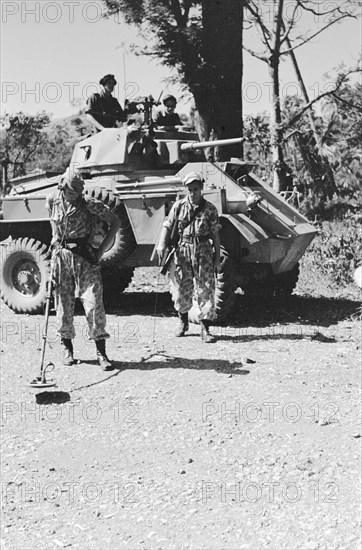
[157, 172, 221, 343]
[86, 74, 127, 131]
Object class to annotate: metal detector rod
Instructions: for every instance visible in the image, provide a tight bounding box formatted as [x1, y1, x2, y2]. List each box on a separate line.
[28, 252, 57, 388]
[39, 258, 54, 382]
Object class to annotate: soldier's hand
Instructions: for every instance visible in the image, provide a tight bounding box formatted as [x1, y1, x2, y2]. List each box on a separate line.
[46, 241, 60, 260]
[157, 246, 166, 265]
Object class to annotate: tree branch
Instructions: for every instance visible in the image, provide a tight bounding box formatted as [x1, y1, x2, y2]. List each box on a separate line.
[283, 128, 313, 143]
[332, 91, 362, 112]
[280, 13, 355, 56]
[242, 45, 268, 63]
[280, 3, 300, 46]
[273, 0, 285, 56]
[282, 70, 361, 129]
[296, 0, 353, 18]
[245, 1, 273, 53]
[170, 0, 184, 27]
[182, 0, 192, 24]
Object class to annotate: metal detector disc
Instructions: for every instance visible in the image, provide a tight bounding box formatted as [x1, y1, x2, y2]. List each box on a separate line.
[28, 379, 57, 388]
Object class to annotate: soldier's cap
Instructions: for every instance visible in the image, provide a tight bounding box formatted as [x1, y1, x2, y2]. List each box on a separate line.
[183, 172, 204, 187]
[163, 93, 177, 105]
[59, 169, 84, 192]
[99, 74, 117, 86]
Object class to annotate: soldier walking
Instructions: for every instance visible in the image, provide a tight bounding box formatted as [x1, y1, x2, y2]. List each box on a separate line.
[45, 170, 121, 370]
[157, 172, 221, 343]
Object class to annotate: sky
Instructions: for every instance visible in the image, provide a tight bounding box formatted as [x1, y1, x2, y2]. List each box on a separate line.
[1, 0, 361, 121]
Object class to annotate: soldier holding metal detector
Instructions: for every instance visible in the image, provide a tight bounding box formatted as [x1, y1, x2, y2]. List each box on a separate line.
[157, 172, 221, 343]
[45, 169, 121, 370]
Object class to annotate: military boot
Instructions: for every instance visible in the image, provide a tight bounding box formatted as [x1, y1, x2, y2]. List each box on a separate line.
[95, 339, 113, 371]
[200, 320, 216, 343]
[176, 312, 189, 337]
[61, 338, 75, 366]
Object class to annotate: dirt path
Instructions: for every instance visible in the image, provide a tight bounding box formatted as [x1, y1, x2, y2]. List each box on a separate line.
[1, 270, 361, 550]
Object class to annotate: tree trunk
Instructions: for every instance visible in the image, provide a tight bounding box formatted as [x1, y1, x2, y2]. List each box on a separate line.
[190, 0, 244, 161]
[284, 25, 337, 199]
[269, 60, 288, 192]
[269, 0, 288, 193]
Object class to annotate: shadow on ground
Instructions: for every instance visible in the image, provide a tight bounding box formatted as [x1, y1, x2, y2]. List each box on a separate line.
[102, 292, 360, 328]
[69, 357, 250, 392]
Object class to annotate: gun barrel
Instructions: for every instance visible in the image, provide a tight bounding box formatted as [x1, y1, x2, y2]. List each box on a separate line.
[116, 177, 182, 190]
[180, 137, 243, 151]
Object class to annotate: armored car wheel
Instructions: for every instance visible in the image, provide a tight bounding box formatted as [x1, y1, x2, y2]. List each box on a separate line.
[101, 267, 135, 304]
[85, 188, 136, 266]
[0, 237, 50, 314]
[272, 263, 300, 296]
[242, 263, 300, 298]
[188, 247, 238, 324]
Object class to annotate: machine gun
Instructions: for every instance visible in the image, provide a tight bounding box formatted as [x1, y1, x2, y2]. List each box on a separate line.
[124, 94, 161, 127]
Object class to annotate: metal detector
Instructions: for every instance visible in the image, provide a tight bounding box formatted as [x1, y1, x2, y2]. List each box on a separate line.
[28, 253, 57, 388]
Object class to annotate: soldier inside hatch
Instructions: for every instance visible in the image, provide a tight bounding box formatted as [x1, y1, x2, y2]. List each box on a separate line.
[153, 94, 182, 131]
[86, 74, 128, 131]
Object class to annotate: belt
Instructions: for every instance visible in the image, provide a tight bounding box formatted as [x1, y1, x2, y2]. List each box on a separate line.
[180, 235, 210, 244]
[63, 238, 87, 247]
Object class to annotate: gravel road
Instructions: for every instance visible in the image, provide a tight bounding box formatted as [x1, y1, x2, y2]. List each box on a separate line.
[1, 268, 361, 550]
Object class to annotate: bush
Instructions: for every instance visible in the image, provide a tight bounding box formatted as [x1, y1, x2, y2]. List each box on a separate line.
[305, 218, 362, 286]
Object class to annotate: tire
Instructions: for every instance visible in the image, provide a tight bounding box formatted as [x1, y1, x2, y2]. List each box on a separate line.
[101, 266, 135, 304]
[188, 247, 238, 324]
[0, 237, 50, 314]
[85, 188, 136, 267]
[273, 263, 300, 296]
[242, 263, 300, 298]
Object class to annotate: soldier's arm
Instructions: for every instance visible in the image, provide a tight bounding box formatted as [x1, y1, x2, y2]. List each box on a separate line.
[86, 94, 105, 131]
[95, 211, 121, 261]
[45, 194, 59, 245]
[86, 113, 105, 131]
[209, 206, 221, 272]
[156, 227, 171, 263]
[113, 98, 128, 123]
[212, 230, 221, 273]
[156, 201, 179, 262]
[85, 198, 121, 261]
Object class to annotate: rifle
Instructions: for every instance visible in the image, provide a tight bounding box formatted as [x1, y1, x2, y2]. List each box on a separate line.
[160, 245, 177, 276]
[159, 199, 206, 276]
[160, 202, 182, 276]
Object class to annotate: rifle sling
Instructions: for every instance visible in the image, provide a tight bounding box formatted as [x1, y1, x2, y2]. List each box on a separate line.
[170, 198, 206, 247]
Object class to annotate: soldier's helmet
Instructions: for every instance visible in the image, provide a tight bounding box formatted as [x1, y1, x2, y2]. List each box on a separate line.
[99, 74, 117, 86]
[162, 94, 177, 106]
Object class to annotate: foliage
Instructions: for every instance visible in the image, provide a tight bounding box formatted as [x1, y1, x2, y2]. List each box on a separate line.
[0, 111, 93, 195]
[0, 111, 50, 193]
[322, 81, 362, 198]
[103, 0, 202, 74]
[30, 114, 93, 174]
[302, 218, 362, 288]
[243, 0, 360, 192]
[243, 114, 272, 180]
[282, 80, 362, 219]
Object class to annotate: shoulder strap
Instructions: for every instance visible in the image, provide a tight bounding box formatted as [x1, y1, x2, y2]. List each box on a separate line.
[181, 197, 206, 229]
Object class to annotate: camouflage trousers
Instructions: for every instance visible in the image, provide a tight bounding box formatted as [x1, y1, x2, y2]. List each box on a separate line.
[53, 249, 109, 341]
[169, 241, 216, 321]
